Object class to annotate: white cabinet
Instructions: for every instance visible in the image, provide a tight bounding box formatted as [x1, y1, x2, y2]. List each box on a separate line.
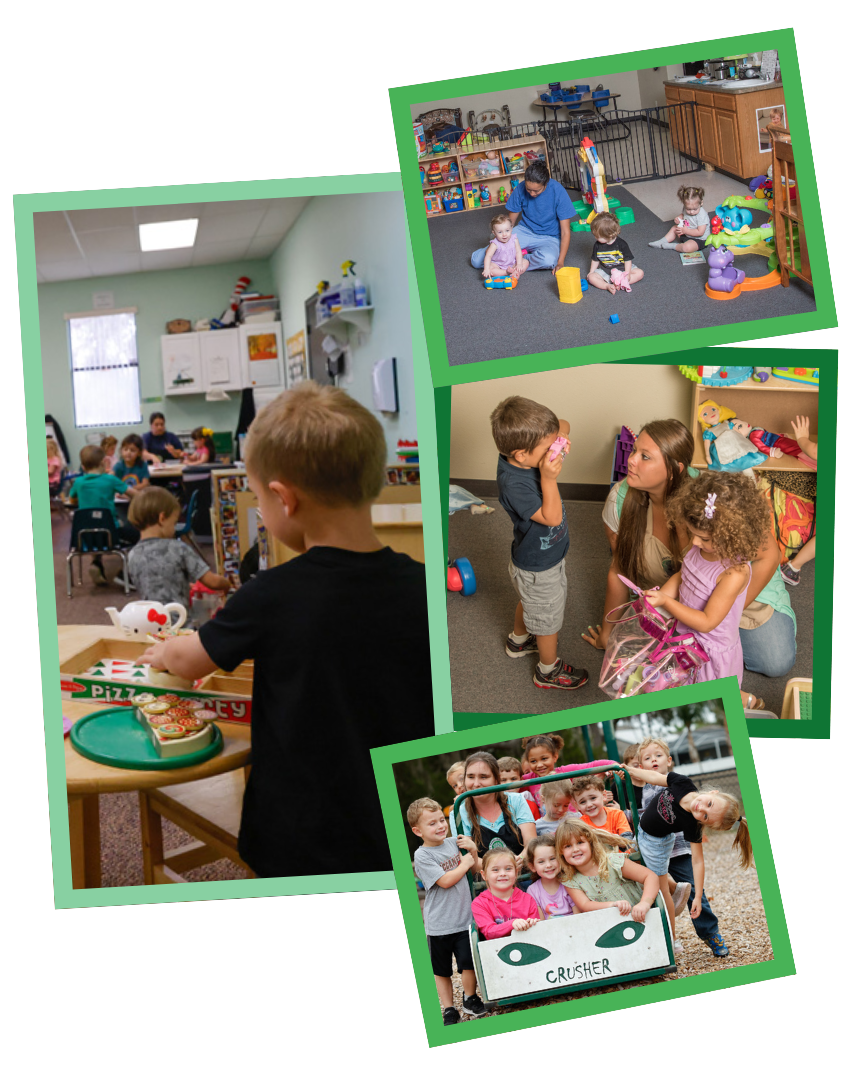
[161, 334, 203, 395]
[199, 329, 243, 391]
[239, 321, 285, 389]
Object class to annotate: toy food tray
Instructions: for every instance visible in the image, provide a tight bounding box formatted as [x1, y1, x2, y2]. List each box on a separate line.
[70, 706, 224, 770]
[60, 637, 253, 724]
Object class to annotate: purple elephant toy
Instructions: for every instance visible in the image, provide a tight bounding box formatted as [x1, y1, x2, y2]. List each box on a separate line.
[707, 245, 746, 294]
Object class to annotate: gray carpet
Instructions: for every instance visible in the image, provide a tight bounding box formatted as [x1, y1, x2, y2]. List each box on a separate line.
[429, 188, 817, 367]
[448, 498, 814, 717]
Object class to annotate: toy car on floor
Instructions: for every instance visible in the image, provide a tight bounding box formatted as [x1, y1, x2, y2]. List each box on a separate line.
[447, 557, 476, 595]
[484, 275, 518, 289]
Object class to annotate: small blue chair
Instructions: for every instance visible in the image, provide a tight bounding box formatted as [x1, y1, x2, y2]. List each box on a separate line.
[66, 508, 130, 597]
[175, 488, 207, 561]
[593, 89, 611, 111]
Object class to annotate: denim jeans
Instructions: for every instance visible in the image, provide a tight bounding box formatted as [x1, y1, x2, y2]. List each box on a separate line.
[669, 852, 719, 941]
[470, 224, 561, 272]
[739, 609, 797, 679]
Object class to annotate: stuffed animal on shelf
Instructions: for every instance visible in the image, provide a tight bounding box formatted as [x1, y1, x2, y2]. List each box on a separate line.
[731, 420, 817, 470]
[479, 185, 491, 206]
[213, 275, 251, 328]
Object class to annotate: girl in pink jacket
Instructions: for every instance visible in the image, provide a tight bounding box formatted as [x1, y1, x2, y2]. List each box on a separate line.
[471, 847, 541, 940]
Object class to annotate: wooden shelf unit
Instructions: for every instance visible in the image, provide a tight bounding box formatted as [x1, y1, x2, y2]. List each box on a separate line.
[419, 133, 548, 218]
[689, 374, 818, 473]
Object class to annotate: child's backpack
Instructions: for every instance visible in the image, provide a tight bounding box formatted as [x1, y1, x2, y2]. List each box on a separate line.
[599, 575, 710, 698]
[755, 471, 816, 562]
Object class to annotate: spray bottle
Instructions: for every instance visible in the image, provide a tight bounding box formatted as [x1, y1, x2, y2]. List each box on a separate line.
[353, 264, 369, 308]
[340, 260, 356, 309]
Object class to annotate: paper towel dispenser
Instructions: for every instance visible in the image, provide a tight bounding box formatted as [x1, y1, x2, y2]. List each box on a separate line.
[372, 357, 399, 413]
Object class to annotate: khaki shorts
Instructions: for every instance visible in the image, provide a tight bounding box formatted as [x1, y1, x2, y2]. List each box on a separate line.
[508, 558, 567, 637]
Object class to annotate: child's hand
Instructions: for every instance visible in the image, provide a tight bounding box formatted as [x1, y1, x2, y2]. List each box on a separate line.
[513, 918, 539, 931]
[581, 623, 608, 650]
[482, 267, 492, 279]
[457, 835, 478, 856]
[140, 642, 169, 671]
[791, 415, 811, 441]
[631, 902, 650, 923]
[644, 588, 668, 608]
[538, 446, 564, 482]
[690, 897, 702, 919]
[614, 901, 632, 916]
[460, 851, 475, 871]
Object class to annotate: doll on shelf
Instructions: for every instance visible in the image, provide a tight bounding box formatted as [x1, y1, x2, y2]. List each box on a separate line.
[697, 399, 766, 474]
[731, 420, 817, 471]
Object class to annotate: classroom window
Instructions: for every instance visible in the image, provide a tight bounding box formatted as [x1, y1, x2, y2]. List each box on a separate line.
[67, 311, 142, 428]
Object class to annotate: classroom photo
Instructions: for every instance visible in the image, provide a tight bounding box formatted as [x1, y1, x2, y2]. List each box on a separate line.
[371, 687, 790, 1045]
[33, 186, 435, 893]
[400, 39, 826, 370]
[445, 358, 827, 725]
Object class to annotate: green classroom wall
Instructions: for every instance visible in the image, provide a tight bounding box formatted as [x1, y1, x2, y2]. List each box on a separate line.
[268, 190, 417, 463]
[38, 190, 417, 468]
[38, 259, 275, 464]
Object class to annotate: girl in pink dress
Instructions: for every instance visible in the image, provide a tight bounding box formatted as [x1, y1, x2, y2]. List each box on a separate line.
[480, 212, 529, 280]
[643, 472, 771, 710]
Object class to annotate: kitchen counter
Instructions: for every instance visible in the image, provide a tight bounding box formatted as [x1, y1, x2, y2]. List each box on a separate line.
[663, 80, 787, 179]
[663, 77, 783, 96]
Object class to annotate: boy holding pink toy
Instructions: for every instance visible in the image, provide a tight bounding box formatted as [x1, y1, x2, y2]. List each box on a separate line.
[491, 395, 588, 691]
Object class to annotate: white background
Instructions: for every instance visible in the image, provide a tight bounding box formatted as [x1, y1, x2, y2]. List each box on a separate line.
[3, 7, 850, 1072]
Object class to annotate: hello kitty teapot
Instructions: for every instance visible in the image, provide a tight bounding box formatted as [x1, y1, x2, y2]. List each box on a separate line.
[105, 600, 187, 638]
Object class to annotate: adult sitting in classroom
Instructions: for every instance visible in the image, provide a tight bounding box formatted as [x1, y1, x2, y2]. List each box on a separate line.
[141, 412, 184, 464]
[581, 420, 796, 680]
[469, 160, 577, 275]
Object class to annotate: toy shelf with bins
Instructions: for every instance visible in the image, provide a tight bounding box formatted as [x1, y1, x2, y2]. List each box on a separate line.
[420, 133, 548, 217]
[688, 373, 818, 473]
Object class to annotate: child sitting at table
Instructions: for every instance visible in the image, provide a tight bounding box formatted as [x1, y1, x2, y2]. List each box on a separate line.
[113, 434, 150, 490]
[68, 445, 140, 586]
[139, 381, 434, 878]
[101, 435, 118, 472]
[127, 487, 230, 610]
[184, 427, 217, 465]
[47, 438, 63, 497]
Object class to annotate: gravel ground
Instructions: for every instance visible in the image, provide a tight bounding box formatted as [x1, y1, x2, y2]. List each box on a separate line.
[445, 831, 772, 1023]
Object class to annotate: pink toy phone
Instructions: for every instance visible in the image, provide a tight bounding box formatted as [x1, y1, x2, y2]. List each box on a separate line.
[548, 435, 570, 462]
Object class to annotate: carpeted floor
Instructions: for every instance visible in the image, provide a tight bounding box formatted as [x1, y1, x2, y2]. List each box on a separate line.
[428, 188, 817, 366]
[53, 509, 247, 886]
[447, 498, 814, 718]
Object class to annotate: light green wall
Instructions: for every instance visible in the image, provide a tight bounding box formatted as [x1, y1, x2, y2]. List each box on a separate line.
[268, 190, 417, 463]
[37, 259, 275, 463]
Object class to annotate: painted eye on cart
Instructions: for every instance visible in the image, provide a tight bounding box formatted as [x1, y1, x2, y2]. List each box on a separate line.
[595, 922, 645, 949]
[497, 943, 552, 967]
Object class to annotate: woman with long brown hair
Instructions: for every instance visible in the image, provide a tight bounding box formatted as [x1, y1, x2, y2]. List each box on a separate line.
[455, 752, 536, 869]
[581, 420, 796, 683]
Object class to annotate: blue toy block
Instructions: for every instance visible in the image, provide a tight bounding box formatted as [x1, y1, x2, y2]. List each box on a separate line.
[609, 314, 620, 324]
[580, 279, 589, 291]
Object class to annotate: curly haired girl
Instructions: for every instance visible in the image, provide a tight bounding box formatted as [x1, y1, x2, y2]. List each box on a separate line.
[644, 471, 771, 709]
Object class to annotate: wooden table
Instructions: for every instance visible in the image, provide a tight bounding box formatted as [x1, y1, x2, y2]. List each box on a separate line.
[61, 625, 251, 889]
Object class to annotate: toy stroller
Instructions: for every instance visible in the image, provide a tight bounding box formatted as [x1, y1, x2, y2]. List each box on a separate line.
[599, 575, 709, 698]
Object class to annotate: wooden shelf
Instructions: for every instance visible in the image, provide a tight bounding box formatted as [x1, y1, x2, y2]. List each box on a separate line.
[688, 374, 818, 472]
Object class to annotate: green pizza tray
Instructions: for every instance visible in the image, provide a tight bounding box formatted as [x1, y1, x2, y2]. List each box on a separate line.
[70, 706, 224, 770]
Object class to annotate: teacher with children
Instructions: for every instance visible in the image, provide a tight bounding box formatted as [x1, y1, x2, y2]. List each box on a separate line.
[581, 419, 797, 691]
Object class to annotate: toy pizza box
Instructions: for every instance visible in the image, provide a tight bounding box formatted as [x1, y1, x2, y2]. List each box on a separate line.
[60, 637, 253, 724]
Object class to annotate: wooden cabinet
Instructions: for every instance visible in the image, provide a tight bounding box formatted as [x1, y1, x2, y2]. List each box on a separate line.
[664, 82, 786, 179]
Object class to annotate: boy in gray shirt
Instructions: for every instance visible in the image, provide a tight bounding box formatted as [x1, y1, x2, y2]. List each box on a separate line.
[409, 798, 487, 1025]
[128, 487, 230, 612]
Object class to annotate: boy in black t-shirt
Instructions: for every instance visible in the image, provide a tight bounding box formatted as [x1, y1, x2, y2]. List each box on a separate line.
[490, 395, 588, 691]
[140, 382, 434, 878]
[587, 211, 644, 294]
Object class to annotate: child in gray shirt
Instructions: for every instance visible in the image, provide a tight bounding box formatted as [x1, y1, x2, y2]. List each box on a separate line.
[649, 185, 711, 252]
[127, 487, 230, 612]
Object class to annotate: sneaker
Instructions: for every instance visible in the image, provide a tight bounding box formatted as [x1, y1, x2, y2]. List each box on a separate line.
[505, 633, 538, 658]
[673, 939, 684, 955]
[780, 561, 800, 586]
[533, 660, 589, 690]
[706, 932, 730, 957]
[442, 1007, 460, 1025]
[88, 561, 108, 586]
[673, 882, 692, 918]
[462, 993, 488, 1018]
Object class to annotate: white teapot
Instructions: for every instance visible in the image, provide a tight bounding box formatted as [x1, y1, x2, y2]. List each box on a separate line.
[105, 600, 187, 638]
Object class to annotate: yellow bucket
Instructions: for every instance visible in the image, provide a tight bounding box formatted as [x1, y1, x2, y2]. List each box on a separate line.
[556, 266, 583, 304]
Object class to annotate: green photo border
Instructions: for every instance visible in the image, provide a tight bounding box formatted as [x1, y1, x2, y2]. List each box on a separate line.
[389, 29, 836, 387]
[435, 347, 835, 740]
[15, 171, 451, 907]
[371, 678, 794, 1047]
